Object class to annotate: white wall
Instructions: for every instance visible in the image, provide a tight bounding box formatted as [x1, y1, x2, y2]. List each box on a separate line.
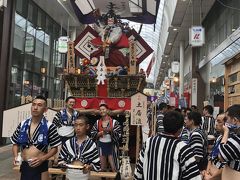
[184, 47, 192, 77]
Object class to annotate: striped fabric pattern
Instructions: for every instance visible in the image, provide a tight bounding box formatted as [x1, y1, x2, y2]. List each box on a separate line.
[201, 116, 215, 136]
[53, 110, 80, 128]
[91, 119, 122, 170]
[134, 134, 201, 180]
[58, 137, 100, 171]
[188, 128, 208, 159]
[210, 135, 226, 169]
[219, 134, 240, 171]
[11, 119, 61, 152]
[156, 112, 164, 134]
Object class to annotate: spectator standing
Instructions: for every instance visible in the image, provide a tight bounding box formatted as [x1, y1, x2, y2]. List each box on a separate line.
[203, 113, 226, 180]
[185, 111, 208, 171]
[202, 105, 216, 146]
[134, 111, 201, 180]
[156, 102, 168, 134]
[11, 96, 61, 180]
[218, 104, 240, 180]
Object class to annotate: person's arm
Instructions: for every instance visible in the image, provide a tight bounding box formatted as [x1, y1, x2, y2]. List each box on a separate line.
[220, 125, 229, 144]
[12, 144, 19, 165]
[10, 123, 21, 165]
[77, 108, 100, 115]
[218, 125, 229, 162]
[202, 161, 211, 178]
[109, 109, 125, 116]
[209, 168, 222, 179]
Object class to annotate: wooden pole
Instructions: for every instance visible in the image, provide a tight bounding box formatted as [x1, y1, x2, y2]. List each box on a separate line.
[135, 125, 140, 163]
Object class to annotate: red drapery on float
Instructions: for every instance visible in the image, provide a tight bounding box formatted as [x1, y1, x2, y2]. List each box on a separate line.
[75, 97, 131, 110]
[97, 80, 108, 97]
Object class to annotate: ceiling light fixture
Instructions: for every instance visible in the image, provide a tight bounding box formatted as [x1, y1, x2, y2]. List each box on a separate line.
[173, 28, 178, 31]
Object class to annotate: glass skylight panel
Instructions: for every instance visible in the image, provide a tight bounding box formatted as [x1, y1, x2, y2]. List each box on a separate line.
[211, 37, 240, 66]
[75, 0, 95, 15]
[129, 0, 143, 13]
[147, 0, 157, 15]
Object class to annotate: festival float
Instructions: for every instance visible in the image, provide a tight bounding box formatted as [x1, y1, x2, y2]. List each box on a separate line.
[61, 1, 158, 178]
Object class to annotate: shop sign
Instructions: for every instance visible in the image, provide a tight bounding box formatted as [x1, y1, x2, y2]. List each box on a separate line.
[58, 36, 69, 53]
[67, 41, 75, 74]
[171, 61, 179, 73]
[25, 36, 34, 53]
[131, 92, 147, 126]
[189, 26, 205, 47]
[192, 78, 198, 105]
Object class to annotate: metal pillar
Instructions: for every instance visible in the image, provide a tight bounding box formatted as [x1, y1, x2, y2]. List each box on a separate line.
[179, 41, 184, 98]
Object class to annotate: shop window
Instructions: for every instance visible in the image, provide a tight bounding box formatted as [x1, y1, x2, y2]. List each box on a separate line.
[22, 71, 33, 96]
[14, 13, 26, 51]
[32, 74, 42, 97]
[53, 79, 62, 99]
[28, 2, 37, 25]
[16, 0, 28, 18]
[8, 67, 22, 108]
[9, 0, 67, 106]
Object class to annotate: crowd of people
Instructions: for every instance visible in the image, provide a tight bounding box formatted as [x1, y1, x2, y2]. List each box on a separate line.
[138, 101, 240, 180]
[10, 95, 240, 180]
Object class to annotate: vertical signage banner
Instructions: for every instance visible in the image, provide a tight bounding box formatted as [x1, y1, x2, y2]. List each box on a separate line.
[2, 104, 57, 137]
[189, 26, 205, 47]
[171, 61, 180, 73]
[58, 36, 68, 53]
[131, 92, 147, 126]
[191, 78, 198, 106]
[67, 41, 75, 74]
[129, 40, 137, 74]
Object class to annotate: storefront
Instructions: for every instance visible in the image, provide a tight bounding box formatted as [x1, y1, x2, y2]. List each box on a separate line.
[7, 0, 67, 108]
[0, 0, 68, 145]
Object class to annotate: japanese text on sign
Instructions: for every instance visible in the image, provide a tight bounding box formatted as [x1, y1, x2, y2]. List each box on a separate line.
[131, 92, 147, 126]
